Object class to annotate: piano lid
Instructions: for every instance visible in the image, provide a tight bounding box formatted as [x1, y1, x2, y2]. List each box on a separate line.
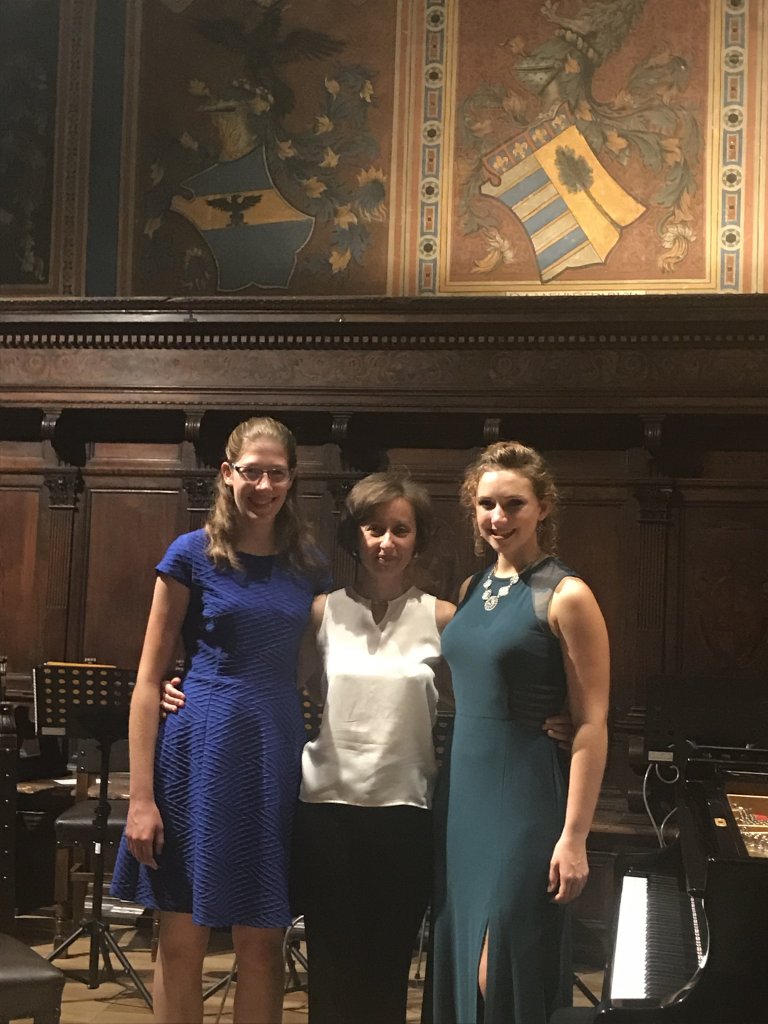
[644, 674, 768, 759]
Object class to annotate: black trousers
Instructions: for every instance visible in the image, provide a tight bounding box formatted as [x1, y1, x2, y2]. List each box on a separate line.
[292, 801, 433, 1024]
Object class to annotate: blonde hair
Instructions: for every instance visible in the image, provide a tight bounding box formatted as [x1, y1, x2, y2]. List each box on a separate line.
[205, 417, 320, 575]
[459, 440, 559, 556]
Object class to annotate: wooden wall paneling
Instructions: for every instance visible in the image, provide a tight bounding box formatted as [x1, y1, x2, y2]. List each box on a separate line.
[181, 471, 214, 533]
[557, 491, 629, 694]
[324, 483, 355, 591]
[675, 483, 768, 680]
[41, 469, 80, 662]
[631, 482, 678, 720]
[79, 484, 183, 668]
[0, 478, 43, 683]
[385, 448, 482, 603]
[414, 488, 479, 605]
[547, 454, 633, 703]
[0, 426, 77, 693]
[179, 411, 212, 532]
[547, 456, 638, 797]
[296, 443, 350, 589]
[72, 442, 189, 668]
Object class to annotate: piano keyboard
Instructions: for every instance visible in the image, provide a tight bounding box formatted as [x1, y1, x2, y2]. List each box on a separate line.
[610, 872, 705, 1005]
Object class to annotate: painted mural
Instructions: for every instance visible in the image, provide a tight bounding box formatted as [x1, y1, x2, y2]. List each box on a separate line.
[132, 0, 391, 295]
[0, 0, 766, 297]
[0, 0, 60, 288]
[444, 0, 704, 289]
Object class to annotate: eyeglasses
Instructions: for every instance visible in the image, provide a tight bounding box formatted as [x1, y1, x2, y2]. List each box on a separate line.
[229, 463, 291, 484]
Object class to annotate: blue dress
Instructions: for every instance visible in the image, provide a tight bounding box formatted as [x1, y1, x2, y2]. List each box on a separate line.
[426, 557, 576, 1024]
[111, 529, 327, 928]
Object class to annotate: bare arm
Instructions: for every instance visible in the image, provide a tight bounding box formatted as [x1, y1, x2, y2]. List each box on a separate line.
[298, 593, 326, 705]
[126, 574, 190, 867]
[547, 577, 610, 903]
[435, 598, 456, 632]
[434, 598, 457, 706]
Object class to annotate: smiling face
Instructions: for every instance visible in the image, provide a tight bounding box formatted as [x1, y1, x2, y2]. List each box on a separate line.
[475, 469, 549, 566]
[221, 438, 294, 529]
[357, 497, 418, 585]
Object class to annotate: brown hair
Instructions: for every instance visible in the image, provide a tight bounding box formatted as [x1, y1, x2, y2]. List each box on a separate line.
[459, 440, 559, 555]
[338, 471, 434, 556]
[205, 416, 321, 575]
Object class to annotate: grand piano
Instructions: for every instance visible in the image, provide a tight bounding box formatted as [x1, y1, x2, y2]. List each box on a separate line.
[559, 676, 768, 1024]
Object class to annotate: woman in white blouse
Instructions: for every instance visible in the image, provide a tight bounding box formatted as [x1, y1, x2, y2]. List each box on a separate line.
[292, 471, 454, 1024]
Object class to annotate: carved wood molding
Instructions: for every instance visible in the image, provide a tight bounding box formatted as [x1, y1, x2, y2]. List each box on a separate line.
[4, 350, 768, 413]
[182, 472, 215, 513]
[2, 295, 768, 350]
[3, 297, 768, 415]
[3, 327, 768, 350]
[44, 471, 82, 510]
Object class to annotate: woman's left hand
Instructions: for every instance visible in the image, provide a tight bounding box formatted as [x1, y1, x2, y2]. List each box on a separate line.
[541, 712, 575, 751]
[548, 835, 589, 904]
[160, 676, 185, 717]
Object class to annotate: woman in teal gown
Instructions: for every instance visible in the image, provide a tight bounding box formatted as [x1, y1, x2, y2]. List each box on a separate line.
[426, 441, 610, 1024]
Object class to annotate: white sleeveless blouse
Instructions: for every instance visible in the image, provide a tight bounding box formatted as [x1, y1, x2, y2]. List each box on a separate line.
[299, 586, 441, 809]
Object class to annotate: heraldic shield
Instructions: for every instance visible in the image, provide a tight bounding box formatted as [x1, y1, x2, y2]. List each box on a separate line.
[171, 146, 315, 291]
[481, 109, 645, 282]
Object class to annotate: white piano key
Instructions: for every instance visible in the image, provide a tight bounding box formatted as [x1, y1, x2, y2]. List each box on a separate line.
[610, 874, 648, 1000]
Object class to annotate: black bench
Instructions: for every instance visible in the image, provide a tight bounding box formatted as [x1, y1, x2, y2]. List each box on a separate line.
[0, 933, 64, 1024]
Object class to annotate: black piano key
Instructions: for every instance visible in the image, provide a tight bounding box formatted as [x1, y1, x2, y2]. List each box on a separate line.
[642, 875, 700, 1000]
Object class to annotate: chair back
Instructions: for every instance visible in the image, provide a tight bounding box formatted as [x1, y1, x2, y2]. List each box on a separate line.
[74, 738, 130, 800]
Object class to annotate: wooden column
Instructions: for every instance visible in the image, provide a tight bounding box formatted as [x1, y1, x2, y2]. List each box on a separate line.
[631, 481, 676, 722]
[181, 412, 214, 530]
[41, 406, 83, 660]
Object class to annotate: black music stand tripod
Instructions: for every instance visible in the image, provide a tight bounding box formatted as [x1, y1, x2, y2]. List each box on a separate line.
[34, 664, 153, 1009]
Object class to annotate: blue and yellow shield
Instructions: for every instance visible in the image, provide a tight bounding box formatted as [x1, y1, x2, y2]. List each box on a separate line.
[171, 146, 314, 290]
[481, 110, 645, 281]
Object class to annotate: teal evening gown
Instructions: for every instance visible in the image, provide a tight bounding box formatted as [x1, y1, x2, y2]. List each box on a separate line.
[427, 557, 577, 1024]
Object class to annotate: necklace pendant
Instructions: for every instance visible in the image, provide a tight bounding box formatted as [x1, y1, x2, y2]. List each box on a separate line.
[484, 595, 498, 611]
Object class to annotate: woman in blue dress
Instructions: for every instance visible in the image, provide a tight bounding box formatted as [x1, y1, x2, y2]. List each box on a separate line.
[111, 417, 328, 1024]
[426, 441, 610, 1024]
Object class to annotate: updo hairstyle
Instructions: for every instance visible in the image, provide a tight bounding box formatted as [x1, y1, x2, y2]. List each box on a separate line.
[459, 440, 560, 556]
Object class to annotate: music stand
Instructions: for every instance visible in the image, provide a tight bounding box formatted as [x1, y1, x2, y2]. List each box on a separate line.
[33, 662, 153, 1009]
